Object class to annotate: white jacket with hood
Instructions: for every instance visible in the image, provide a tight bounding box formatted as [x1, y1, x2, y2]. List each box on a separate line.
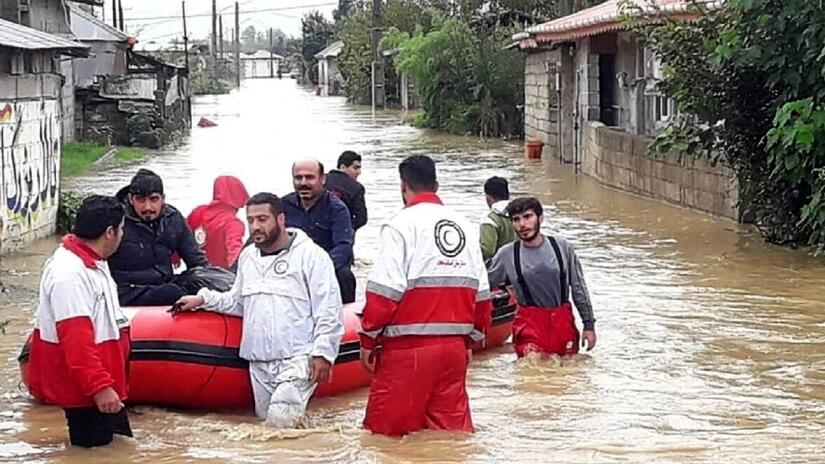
[197, 228, 344, 363]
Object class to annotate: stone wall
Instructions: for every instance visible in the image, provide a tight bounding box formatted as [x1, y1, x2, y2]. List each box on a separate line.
[0, 74, 63, 253]
[582, 121, 740, 220]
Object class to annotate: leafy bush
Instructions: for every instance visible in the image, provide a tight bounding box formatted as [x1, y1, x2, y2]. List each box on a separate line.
[629, 0, 825, 251]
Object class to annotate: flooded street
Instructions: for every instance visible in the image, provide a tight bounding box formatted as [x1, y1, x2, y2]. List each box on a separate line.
[1, 78, 824, 463]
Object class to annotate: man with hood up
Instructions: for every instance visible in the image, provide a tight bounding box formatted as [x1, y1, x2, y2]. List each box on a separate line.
[109, 169, 208, 306]
[480, 177, 516, 262]
[187, 176, 250, 268]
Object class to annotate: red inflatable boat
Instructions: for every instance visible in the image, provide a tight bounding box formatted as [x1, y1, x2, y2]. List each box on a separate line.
[19, 293, 515, 410]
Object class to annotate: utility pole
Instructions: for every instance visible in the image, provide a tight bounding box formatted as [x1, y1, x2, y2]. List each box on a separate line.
[371, 0, 385, 110]
[211, 0, 217, 59]
[234, 2, 240, 87]
[118, 0, 124, 31]
[181, 0, 189, 71]
[269, 28, 274, 78]
[111, 0, 118, 29]
[219, 15, 224, 59]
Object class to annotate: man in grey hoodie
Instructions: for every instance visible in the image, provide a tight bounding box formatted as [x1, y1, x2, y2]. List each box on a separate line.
[480, 177, 517, 262]
[487, 197, 597, 357]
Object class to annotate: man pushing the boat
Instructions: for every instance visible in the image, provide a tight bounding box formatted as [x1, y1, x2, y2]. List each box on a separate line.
[173, 192, 344, 427]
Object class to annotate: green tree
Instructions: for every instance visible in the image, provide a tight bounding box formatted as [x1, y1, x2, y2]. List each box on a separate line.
[301, 11, 335, 84]
[630, 0, 825, 251]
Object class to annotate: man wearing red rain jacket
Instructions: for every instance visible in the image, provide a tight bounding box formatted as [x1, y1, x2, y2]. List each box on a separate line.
[359, 155, 492, 436]
[28, 195, 133, 447]
[187, 175, 250, 268]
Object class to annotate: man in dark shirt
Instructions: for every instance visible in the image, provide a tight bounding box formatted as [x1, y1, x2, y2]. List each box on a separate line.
[325, 151, 367, 232]
[283, 159, 356, 303]
[108, 169, 208, 306]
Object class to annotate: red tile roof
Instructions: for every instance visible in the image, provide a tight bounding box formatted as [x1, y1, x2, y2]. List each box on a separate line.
[517, 0, 719, 46]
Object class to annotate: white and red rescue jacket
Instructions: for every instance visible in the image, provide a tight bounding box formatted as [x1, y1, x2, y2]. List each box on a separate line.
[360, 193, 492, 350]
[28, 235, 131, 409]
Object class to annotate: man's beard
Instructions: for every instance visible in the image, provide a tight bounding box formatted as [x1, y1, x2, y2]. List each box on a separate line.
[254, 224, 282, 248]
[518, 227, 540, 242]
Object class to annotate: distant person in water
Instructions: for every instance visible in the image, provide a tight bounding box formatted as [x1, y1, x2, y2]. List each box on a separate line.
[28, 195, 133, 447]
[108, 169, 208, 306]
[325, 151, 367, 233]
[479, 176, 516, 262]
[187, 176, 250, 269]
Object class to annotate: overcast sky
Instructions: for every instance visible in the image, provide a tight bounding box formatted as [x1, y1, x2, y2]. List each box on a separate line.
[100, 0, 335, 48]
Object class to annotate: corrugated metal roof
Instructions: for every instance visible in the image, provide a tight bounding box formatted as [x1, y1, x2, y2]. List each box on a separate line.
[69, 3, 130, 42]
[0, 18, 88, 56]
[314, 41, 344, 59]
[242, 50, 284, 60]
[517, 0, 720, 46]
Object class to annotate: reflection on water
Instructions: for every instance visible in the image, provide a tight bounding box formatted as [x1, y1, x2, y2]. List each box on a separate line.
[0, 79, 823, 462]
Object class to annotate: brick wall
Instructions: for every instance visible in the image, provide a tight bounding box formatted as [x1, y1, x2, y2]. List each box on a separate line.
[582, 121, 740, 220]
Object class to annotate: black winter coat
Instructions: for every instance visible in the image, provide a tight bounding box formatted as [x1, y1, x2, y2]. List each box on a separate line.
[108, 187, 208, 290]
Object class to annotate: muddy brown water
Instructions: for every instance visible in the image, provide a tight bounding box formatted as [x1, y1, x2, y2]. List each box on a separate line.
[0, 79, 823, 463]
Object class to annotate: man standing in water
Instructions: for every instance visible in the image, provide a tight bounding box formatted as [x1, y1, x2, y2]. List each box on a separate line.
[360, 155, 492, 436]
[480, 176, 516, 262]
[174, 193, 344, 427]
[28, 195, 132, 447]
[487, 197, 597, 357]
[283, 159, 356, 303]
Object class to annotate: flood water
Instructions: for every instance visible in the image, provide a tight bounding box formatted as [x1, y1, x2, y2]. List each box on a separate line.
[0, 78, 824, 463]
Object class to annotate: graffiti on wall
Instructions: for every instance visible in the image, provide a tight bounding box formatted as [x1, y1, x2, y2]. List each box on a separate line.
[0, 100, 61, 241]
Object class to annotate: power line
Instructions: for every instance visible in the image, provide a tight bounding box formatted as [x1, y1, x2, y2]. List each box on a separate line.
[124, 2, 336, 22]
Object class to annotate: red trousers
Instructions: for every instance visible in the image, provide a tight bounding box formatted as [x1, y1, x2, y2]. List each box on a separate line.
[364, 338, 473, 436]
[512, 303, 580, 358]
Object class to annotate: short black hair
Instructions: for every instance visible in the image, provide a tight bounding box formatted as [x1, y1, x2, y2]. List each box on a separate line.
[506, 197, 543, 218]
[246, 192, 283, 216]
[484, 176, 509, 201]
[337, 151, 361, 169]
[399, 155, 437, 192]
[72, 195, 125, 240]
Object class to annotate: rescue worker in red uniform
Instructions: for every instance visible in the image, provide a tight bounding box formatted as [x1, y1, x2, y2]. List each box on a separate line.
[487, 197, 597, 357]
[187, 175, 250, 268]
[359, 155, 492, 436]
[28, 195, 132, 447]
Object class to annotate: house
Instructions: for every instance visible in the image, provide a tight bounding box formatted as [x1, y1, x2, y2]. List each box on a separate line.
[0, 0, 97, 142]
[241, 50, 282, 79]
[70, 7, 191, 146]
[0, 17, 88, 252]
[515, 0, 741, 221]
[69, 2, 133, 88]
[314, 41, 344, 96]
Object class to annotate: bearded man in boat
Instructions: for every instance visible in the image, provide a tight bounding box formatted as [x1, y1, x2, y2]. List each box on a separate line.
[174, 192, 344, 427]
[487, 197, 597, 357]
[28, 195, 133, 447]
[359, 155, 492, 436]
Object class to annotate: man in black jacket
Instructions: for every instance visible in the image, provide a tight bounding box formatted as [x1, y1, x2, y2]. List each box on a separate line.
[325, 151, 367, 232]
[108, 169, 208, 306]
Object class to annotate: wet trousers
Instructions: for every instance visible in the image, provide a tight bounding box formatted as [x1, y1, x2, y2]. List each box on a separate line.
[364, 338, 473, 436]
[512, 303, 580, 358]
[250, 356, 317, 428]
[64, 407, 132, 448]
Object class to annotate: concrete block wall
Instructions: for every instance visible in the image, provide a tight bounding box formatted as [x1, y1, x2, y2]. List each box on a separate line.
[582, 121, 740, 220]
[524, 50, 559, 150]
[0, 74, 63, 253]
